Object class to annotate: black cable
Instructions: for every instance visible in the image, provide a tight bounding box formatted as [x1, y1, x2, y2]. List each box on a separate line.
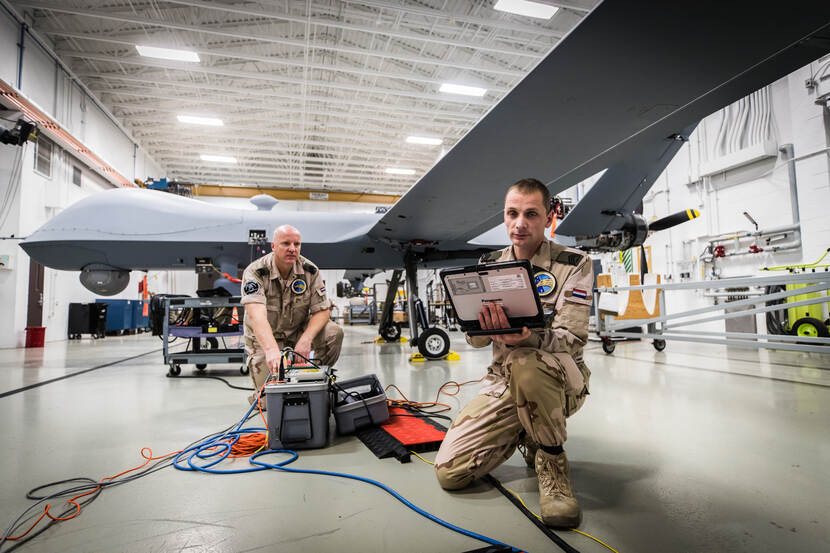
[290, 350, 379, 428]
[166, 374, 254, 391]
[483, 474, 581, 553]
[1, 413, 259, 550]
[0, 349, 163, 400]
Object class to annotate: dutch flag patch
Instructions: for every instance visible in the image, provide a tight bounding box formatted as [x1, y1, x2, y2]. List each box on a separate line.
[572, 288, 588, 299]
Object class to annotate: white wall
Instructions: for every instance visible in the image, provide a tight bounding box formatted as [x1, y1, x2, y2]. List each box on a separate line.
[0, 9, 165, 348]
[584, 56, 830, 332]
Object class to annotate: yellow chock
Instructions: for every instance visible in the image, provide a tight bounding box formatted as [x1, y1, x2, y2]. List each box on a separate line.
[408, 350, 460, 362]
[374, 336, 409, 344]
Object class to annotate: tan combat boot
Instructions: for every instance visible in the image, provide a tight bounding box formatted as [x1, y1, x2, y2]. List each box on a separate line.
[535, 449, 581, 528]
[517, 432, 538, 468]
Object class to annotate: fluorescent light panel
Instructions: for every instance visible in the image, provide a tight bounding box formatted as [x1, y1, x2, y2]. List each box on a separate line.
[136, 45, 200, 62]
[385, 168, 416, 175]
[177, 115, 223, 126]
[200, 154, 237, 163]
[439, 83, 487, 97]
[493, 0, 559, 19]
[406, 136, 443, 146]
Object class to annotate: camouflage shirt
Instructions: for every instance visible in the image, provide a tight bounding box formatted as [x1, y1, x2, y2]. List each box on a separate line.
[240, 253, 331, 350]
[468, 239, 593, 396]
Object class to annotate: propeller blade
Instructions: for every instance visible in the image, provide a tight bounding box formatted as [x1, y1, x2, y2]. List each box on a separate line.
[650, 209, 700, 232]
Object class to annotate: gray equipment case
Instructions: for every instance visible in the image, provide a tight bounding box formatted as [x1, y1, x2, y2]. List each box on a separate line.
[265, 366, 330, 450]
[332, 374, 389, 434]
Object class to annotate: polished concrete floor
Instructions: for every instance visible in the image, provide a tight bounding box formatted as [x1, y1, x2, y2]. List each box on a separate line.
[1, 326, 829, 553]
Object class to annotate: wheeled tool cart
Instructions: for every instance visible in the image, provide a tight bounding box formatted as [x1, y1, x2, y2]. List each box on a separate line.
[162, 296, 247, 376]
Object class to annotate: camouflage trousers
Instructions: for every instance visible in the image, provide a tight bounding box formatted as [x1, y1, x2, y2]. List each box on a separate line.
[434, 347, 588, 490]
[246, 320, 344, 394]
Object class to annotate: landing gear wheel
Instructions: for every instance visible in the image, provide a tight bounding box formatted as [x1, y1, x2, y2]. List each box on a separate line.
[380, 324, 401, 342]
[195, 364, 207, 371]
[601, 338, 615, 355]
[418, 327, 450, 359]
[791, 317, 829, 343]
[205, 337, 219, 349]
[168, 364, 182, 377]
[653, 339, 666, 351]
[240, 365, 249, 375]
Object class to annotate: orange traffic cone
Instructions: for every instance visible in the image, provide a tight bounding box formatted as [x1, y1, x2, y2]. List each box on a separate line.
[231, 306, 240, 325]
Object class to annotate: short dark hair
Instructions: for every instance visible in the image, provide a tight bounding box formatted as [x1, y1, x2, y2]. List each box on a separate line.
[506, 178, 550, 213]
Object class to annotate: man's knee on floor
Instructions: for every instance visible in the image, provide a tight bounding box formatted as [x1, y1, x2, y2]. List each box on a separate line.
[434, 464, 475, 490]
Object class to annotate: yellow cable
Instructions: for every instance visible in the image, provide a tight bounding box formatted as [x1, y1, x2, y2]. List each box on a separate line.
[505, 487, 620, 553]
[505, 487, 541, 520]
[570, 528, 620, 553]
[410, 450, 435, 465]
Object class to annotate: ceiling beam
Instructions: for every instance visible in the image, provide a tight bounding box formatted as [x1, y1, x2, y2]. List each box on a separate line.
[117, 0, 555, 57]
[43, 29, 525, 84]
[121, 110, 464, 143]
[134, 128, 443, 160]
[16, 0, 545, 61]
[142, 138, 439, 166]
[59, 51, 505, 104]
[81, 74, 488, 120]
[102, 97, 471, 129]
[342, 0, 585, 32]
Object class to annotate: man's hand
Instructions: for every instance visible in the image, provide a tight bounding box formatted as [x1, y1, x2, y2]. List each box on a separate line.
[264, 347, 283, 374]
[293, 337, 312, 366]
[479, 302, 532, 346]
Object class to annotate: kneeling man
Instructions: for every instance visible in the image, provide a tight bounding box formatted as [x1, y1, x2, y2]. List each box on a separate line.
[434, 178, 592, 528]
[240, 224, 343, 403]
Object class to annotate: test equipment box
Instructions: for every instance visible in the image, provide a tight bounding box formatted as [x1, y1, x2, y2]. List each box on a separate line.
[332, 374, 389, 434]
[265, 366, 331, 450]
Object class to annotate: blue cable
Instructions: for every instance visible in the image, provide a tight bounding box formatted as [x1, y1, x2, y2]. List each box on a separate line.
[173, 397, 522, 551]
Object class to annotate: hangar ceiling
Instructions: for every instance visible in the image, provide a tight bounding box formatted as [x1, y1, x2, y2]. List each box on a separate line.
[7, 0, 596, 196]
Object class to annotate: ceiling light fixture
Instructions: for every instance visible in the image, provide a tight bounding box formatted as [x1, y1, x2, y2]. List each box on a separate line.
[493, 0, 559, 19]
[200, 154, 237, 163]
[135, 45, 200, 62]
[177, 115, 223, 126]
[439, 83, 488, 97]
[406, 136, 443, 146]
[385, 168, 416, 175]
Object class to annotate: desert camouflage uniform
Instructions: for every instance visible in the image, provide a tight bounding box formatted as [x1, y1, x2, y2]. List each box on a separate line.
[435, 240, 592, 489]
[240, 253, 343, 391]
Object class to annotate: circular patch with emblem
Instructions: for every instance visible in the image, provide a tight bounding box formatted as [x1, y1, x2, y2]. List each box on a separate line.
[534, 271, 556, 297]
[290, 278, 307, 294]
[243, 280, 260, 295]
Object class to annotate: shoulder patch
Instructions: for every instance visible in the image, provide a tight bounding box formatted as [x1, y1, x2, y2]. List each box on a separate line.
[302, 262, 317, 275]
[243, 280, 260, 295]
[556, 250, 585, 266]
[479, 250, 501, 263]
[256, 267, 270, 278]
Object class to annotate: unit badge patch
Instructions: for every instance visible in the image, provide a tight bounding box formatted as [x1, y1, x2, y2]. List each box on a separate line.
[243, 280, 260, 295]
[534, 271, 556, 297]
[291, 278, 307, 294]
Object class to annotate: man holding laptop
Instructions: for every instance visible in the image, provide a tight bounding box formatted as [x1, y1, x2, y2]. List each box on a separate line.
[434, 178, 593, 529]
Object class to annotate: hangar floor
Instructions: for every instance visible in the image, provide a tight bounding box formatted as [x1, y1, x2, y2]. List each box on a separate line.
[1, 326, 828, 553]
